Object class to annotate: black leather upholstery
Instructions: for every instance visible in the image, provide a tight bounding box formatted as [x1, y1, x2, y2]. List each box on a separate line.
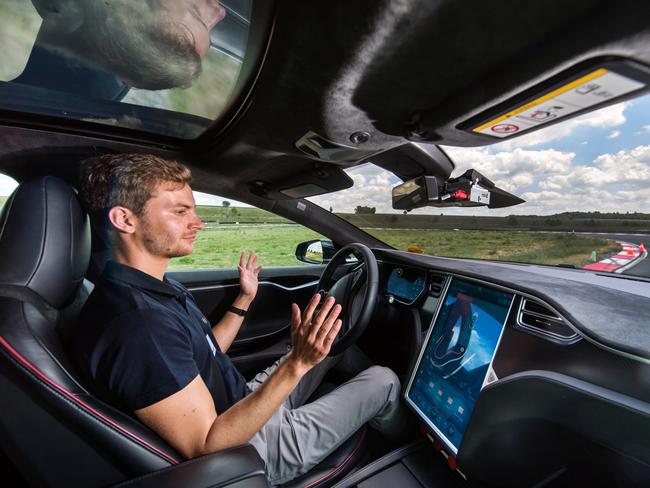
[0, 176, 90, 308]
[111, 445, 269, 488]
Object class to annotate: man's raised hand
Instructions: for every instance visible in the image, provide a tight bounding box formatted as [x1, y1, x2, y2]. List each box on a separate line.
[288, 293, 342, 374]
[238, 251, 262, 300]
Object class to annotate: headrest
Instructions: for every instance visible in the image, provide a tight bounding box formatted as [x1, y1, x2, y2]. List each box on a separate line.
[0, 176, 90, 308]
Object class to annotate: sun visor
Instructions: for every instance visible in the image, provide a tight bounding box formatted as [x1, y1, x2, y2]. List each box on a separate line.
[455, 58, 650, 142]
[250, 163, 353, 200]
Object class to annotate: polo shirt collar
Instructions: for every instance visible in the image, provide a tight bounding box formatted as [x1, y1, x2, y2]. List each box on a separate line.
[103, 261, 182, 298]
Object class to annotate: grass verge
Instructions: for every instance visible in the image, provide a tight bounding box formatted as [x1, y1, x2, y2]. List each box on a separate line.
[170, 226, 620, 270]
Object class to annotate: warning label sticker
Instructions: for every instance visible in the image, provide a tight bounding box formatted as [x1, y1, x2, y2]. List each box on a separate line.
[470, 184, 490, 205]
[472, 69, 645, 138]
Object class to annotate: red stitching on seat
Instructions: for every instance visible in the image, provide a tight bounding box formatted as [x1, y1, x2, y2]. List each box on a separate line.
[302, 427, 367, 488]
[0, 335, 180, 465]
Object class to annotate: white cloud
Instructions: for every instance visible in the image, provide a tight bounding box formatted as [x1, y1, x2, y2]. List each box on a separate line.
[643, 125, 650, 133]
[489, 102, 628, 150]
[607, 130, 621, 139]
[443, 146, 575, 193]
[0, 174, 18, 196]
[527, 144, 650, 214]
[309, 167, 400, 213]
[540, 145, 650, 191]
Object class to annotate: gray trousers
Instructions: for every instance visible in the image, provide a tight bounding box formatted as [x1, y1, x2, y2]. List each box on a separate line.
[246, 350, 405, 485]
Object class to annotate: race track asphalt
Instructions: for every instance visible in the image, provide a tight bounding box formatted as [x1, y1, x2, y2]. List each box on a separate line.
[578, 233, 650, 278]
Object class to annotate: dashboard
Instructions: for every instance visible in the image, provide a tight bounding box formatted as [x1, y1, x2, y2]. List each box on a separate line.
[370, 249, 650, 486]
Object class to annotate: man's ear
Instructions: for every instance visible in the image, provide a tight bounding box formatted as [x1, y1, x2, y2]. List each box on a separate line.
[107, 206, 138, 234]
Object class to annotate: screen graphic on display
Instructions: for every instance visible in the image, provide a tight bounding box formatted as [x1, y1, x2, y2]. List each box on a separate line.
[386, 267, 426, 303]
[406, 278, 514, 453]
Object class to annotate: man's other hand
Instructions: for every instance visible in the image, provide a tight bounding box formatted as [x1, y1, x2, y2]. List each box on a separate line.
[288, 294, 342, 374]
[238, 251, 262, 301]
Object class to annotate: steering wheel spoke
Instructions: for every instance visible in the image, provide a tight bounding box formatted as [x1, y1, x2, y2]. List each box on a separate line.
[317, 243, 379, 355]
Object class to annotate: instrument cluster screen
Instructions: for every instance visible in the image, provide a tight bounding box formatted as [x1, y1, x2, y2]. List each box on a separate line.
[405, 277, 514, 454]
[386, 266, 426, 303]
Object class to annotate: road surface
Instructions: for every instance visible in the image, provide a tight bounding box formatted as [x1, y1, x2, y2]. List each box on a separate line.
[579, 233, 650, 278]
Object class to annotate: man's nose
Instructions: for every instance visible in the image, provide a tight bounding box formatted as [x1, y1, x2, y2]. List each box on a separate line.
[191, 213, 204, 229]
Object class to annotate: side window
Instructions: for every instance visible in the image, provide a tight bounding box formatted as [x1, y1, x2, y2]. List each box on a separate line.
[169, 194, 325, 270]
[0, 173, 18, 212]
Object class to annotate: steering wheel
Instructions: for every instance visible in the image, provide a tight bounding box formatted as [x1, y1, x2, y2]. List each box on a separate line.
[316, 243, 379, 356]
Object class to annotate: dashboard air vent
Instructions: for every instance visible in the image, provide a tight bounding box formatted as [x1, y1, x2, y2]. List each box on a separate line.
[517, 298, 578, 341]
[428, 274, 447, 297]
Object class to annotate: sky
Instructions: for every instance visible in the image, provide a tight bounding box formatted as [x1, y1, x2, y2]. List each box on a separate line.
[2, 94, 650, 216]
[310, 93, 650, 216]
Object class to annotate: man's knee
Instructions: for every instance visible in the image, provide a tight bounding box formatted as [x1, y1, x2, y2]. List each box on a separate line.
[365, 365, 401, 398]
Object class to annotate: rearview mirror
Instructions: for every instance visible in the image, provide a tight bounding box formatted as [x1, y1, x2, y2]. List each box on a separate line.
[392, 169, 525, 211]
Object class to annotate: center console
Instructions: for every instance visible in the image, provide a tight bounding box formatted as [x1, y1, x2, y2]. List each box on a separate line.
[405, 277, 514, 455]
[334, 276, 516, 487]
[332, 440, 465, 488]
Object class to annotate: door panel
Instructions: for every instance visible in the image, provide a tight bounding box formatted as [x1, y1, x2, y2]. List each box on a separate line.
[166, 265, 325, 375]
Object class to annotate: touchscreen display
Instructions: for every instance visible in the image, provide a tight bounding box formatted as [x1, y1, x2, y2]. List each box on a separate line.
[406, 278, 513, 453]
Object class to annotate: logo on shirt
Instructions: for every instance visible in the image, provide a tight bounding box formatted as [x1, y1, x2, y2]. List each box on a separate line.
[205, 333, 217, 356]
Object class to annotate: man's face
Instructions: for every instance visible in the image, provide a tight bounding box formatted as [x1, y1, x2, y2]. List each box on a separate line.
[137, 182, 204, 259]
[162, 0, 226, 59]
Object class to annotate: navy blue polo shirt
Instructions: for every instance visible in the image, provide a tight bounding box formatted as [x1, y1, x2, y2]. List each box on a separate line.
[72, 261, 248, 413]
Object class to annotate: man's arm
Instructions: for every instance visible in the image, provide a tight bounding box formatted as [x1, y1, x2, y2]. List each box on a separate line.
[135, 294, 341, 459]
[212, 251, 261, 352]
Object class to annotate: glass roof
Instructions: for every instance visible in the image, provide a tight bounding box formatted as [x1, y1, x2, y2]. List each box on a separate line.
[0, 0, 255, 139]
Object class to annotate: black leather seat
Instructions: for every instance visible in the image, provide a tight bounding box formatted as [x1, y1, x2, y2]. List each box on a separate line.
[0, 176, 367, 487]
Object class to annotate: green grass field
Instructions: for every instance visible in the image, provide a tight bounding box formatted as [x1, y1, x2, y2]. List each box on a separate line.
[366, 229, 620, 269]
[170, 224, 620, 270]
[170, 225, 324, 269]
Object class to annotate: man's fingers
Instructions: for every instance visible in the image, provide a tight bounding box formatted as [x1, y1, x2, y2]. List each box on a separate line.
[255, 265, 262, 276]
[308, 297, 336, 341]
[302, 293, 322, 325]
[315, 304, 342, 342]
[314, 296, 335, 325]
[323, 319, 342, 349]
[239, 251, 246, 268]
[290, 303, 301, 333]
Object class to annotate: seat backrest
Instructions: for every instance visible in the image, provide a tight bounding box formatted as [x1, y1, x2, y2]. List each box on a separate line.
[0, 176, 182, 487]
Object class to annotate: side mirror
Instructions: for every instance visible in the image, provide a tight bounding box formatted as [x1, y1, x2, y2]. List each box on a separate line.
[295, 239, 337, 264]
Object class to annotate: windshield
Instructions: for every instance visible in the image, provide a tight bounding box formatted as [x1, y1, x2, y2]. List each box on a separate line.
[310, 94, 650, 279]
[0, 0, 257, 139]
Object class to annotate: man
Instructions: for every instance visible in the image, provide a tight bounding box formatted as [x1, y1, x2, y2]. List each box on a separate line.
[73, 153, 406, 485]
[31, 0, 225, 90]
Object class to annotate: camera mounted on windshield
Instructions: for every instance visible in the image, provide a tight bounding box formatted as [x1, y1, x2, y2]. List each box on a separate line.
[392, 169, 525, 211]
